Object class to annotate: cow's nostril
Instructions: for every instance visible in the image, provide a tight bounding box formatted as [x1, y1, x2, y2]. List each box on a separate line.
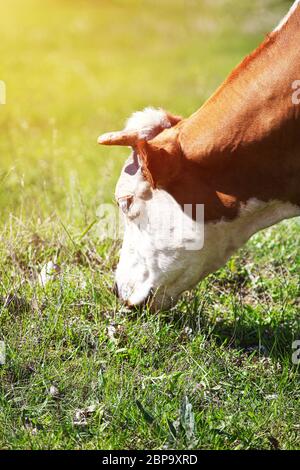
[112, 282, 119, 298]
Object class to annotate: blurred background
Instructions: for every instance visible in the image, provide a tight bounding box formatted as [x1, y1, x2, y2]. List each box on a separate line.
[0, 0, 299, 451]
[0, 0, 292, 229]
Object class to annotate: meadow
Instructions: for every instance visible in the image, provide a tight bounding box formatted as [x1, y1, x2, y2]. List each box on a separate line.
[0, 0, 299, 450]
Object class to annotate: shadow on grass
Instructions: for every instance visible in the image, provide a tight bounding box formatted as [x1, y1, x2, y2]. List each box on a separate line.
[167, 304, 300, 362]
[127, 276, 300, 363]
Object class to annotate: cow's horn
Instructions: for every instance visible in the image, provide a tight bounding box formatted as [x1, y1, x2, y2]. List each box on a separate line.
[97, 130, 140, 147]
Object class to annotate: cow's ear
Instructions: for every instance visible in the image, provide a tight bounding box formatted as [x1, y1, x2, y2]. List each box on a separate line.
[165, 112, 182, 127]
[97, 108, 183, 187]
[137, 126, 183, 188]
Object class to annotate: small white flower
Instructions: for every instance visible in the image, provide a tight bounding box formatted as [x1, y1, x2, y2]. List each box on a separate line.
[38, 261, 60, 287]
[107, 324, 117, 341]
[266, 394, 278, 400]
[49, 385, 59, 397]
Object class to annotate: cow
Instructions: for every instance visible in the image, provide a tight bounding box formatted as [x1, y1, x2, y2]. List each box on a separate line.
[98, 1, 300, 310]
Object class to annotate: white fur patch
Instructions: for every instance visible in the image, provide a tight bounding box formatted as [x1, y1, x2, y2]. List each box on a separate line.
[115, 189, 300, 309]
[125, 107, 172, 140]
[273, 0, 300, 32]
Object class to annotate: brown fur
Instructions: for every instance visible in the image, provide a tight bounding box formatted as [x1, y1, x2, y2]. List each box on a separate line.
[143, 6, 300, 221]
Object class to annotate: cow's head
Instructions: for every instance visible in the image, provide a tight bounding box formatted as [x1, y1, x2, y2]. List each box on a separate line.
[98, 108, 213, 310]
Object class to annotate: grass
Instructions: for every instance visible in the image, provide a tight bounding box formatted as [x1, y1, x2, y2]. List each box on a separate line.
[0, 0, 299, 450]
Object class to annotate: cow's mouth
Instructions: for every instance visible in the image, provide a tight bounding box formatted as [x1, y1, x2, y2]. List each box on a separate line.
[112, 281, 175, 311]
[112, 281, 153, 307]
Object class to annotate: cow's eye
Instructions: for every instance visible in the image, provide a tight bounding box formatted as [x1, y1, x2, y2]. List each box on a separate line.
[118, 196, 134, 214]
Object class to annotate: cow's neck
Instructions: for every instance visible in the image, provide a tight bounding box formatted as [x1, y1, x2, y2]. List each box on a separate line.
[196, 198, 300, 281]
[177, 3, 300, 223]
